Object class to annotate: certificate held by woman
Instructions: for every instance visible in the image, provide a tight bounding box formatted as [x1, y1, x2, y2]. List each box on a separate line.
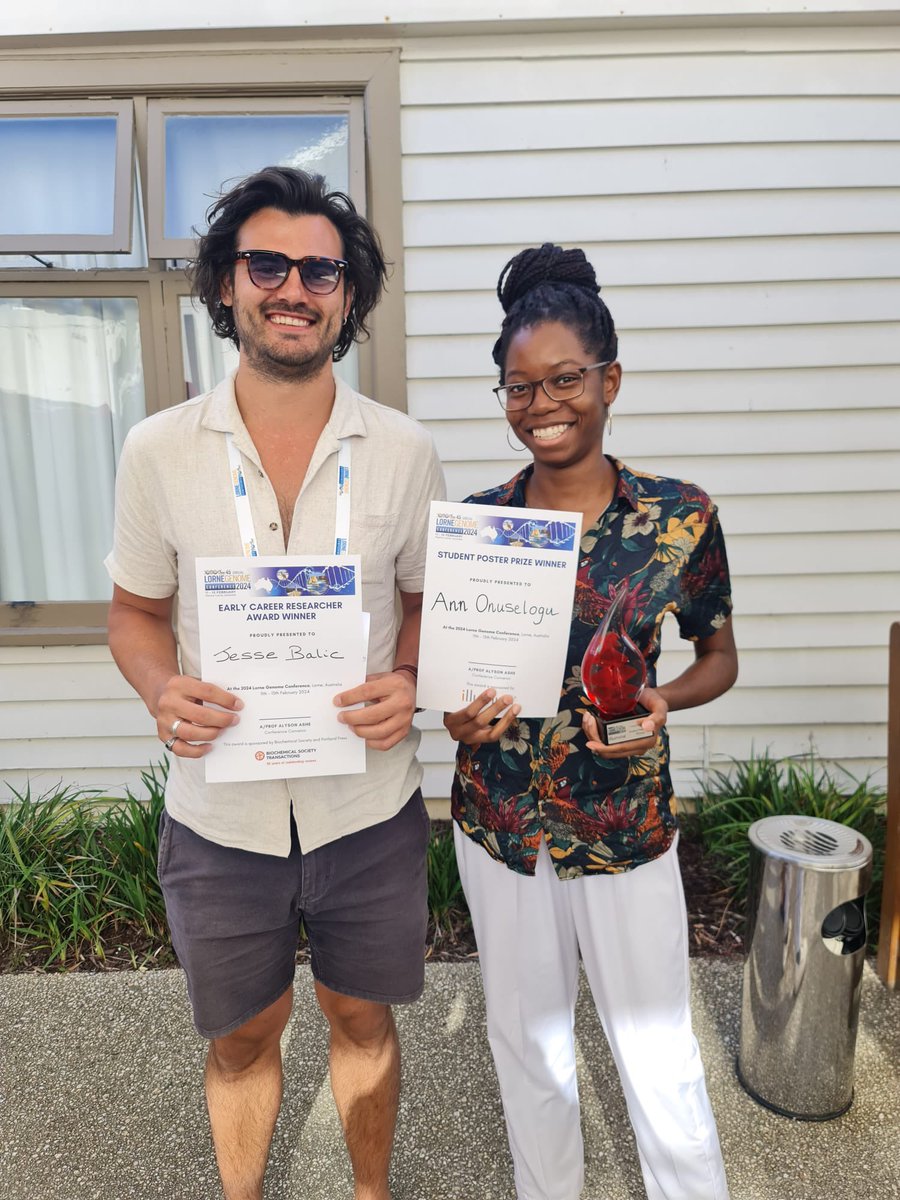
[416, 500, 581, 717]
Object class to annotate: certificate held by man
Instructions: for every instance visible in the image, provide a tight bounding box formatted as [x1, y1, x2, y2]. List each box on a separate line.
[195, 555, 367, 783]
[417, 502, 581, 717]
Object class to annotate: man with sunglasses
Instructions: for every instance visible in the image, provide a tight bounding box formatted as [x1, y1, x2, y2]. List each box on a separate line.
[105, 166, 444, 1200]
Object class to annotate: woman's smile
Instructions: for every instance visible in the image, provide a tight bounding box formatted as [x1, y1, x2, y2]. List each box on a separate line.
[530, 421, 575, 442]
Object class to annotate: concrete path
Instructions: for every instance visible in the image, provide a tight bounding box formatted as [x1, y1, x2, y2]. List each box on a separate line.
[1, 961, 898, 1200]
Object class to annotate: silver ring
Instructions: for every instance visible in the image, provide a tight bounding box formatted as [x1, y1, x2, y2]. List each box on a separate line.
[164, 736, 177, 751]
[170, 718, 182, 737]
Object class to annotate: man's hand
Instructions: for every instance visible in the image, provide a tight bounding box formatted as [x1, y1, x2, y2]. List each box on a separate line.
[581, 685, 667, 760]
[155, 674, 243, 759]
[443, 689, 521, 748]
[334, 670, 418, 751]
[107, 587, 242, 761]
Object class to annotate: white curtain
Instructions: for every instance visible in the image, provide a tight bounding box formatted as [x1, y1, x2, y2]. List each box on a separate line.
[0, 297, 145, 601]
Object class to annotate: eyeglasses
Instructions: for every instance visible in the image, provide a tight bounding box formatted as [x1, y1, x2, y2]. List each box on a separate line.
[234, 251, 348, 295]
[494, 362, 611, 412]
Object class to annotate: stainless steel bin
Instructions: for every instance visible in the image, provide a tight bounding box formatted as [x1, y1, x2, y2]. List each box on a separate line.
[737, 814, 872, 1120]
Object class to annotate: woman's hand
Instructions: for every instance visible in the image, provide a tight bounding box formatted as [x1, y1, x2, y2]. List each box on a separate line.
[444, 689, 521, 747]
[582, 685, 668, 759]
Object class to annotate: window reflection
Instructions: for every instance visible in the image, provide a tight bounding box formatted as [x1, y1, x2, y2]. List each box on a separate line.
[164, 114, 350, 240]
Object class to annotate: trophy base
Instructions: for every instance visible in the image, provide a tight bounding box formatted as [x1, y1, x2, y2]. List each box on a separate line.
[597, 704, 652, 747]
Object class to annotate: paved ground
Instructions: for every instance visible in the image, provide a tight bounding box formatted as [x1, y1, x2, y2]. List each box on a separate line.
[1, 960, 898, 1200]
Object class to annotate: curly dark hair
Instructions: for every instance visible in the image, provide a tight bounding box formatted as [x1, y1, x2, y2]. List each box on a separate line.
[492, 243, 618, 380]
[190, 166, 388, 361]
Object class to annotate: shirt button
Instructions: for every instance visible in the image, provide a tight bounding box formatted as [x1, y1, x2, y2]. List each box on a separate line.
[269, 522, 278, 531]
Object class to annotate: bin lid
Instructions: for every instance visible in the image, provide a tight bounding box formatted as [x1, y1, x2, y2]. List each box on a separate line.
[748, 815, 872, 869]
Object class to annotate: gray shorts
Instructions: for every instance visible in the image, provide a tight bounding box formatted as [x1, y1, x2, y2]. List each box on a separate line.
[157, 791, 430, 1039]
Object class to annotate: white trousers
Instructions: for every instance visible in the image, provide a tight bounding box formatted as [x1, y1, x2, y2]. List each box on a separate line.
[454, 827, 729, 1200]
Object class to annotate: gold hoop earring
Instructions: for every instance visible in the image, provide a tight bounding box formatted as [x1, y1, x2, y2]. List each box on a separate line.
[606, 406, 613, 436]
[506, 425, 528, 453]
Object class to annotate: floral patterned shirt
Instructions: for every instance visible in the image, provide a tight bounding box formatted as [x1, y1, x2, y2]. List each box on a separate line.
[451, 459, 733, 879]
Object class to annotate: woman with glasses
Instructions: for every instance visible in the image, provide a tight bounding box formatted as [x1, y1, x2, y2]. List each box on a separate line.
[444, 243, 738, 1200]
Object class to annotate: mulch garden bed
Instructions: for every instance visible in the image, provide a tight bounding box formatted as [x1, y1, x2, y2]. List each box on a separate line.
[422, 824, 744, 963]
[676, 831, 744, 958]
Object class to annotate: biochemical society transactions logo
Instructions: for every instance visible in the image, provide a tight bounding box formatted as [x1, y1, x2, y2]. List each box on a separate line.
[202, 564, 356, 598]
[434, 511, 577, 553]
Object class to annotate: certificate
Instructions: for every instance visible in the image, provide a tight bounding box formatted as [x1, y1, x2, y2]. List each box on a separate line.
[195, 556, 367, 783]
[416, 502, 581, 717]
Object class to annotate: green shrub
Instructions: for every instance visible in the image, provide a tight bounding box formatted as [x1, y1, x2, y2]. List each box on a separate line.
[426, 822, 469, 943]
[0, 782, 102, 965]
[0, 763, 170, 969]
[1, 762, 472, 969]
[692, 750, 886, 947]
[93, 763, 168, 941]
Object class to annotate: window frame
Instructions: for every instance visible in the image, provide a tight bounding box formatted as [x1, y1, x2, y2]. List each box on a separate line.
[0, 98, 135, 254]
[146, 95, 366, 259]
[0, 44, 405, 647]
[0, 278, 161, 645]
[161, 271, 240, 405]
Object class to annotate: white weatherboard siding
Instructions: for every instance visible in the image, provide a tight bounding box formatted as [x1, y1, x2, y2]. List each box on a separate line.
[402, 23, 900, 804]
[0, 646, 161, 795]
[1, 19, 898, 806]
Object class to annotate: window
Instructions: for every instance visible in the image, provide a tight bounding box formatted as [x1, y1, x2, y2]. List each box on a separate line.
[0, 101, 134, 253]
[0, 47, 403, 645]
[147, 98, 364, 257]
[0, 290, 153, 603]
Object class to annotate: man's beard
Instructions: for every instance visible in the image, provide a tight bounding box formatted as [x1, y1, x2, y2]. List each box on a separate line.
[235, 304, 341, 385]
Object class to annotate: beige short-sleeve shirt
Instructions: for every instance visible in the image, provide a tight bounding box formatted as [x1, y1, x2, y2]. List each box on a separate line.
[105, 375, 446, 857]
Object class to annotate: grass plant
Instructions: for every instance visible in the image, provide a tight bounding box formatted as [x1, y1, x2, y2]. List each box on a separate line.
[425, 822, 470, 948]
[0, 764, 170, 970]
[691, 749, 886, 945]
[3, 750, 885, 968]
[93, 763, 168, 940]
[1, 763, 471, 969]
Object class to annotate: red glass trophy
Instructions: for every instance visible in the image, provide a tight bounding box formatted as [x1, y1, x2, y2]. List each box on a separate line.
[580, 584, 651, 746]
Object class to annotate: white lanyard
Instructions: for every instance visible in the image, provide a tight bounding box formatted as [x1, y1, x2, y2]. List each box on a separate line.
[226, 434, 352, 558]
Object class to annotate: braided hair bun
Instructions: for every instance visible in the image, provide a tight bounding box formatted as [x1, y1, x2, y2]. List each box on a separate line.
[492, 243, 617, 373]
[497, 243, 600, 313]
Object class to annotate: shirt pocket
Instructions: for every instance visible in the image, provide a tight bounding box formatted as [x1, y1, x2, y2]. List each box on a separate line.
[353, 513, 397, 583]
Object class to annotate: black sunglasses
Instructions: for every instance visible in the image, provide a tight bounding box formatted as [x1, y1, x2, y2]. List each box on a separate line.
[234, 251, 348, 295]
